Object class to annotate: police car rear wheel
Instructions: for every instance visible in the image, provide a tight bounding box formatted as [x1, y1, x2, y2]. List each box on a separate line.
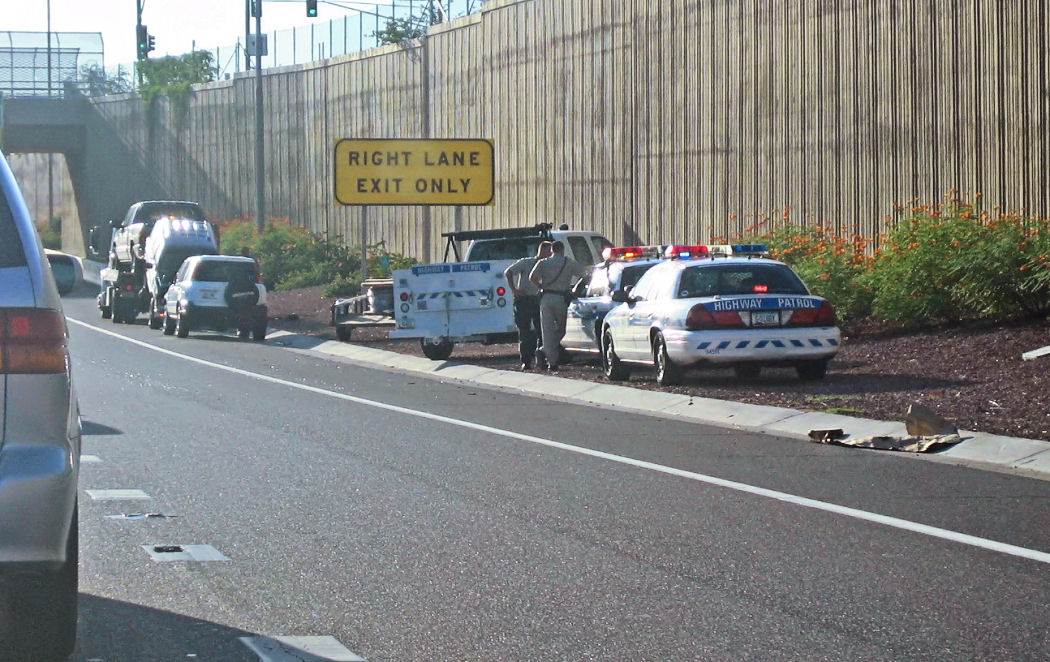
[654, 334, 683, 386]
[796, 360, 828, 381]
[734, 364, 761, 380]
[602, 331, 631, 381]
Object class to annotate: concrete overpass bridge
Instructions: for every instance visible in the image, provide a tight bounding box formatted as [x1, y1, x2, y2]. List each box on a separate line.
[2, 87, 170, 254]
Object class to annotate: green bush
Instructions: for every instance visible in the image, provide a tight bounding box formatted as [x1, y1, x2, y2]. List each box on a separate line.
[214, 217, 416, 294]
[868, 199, 1050, 324]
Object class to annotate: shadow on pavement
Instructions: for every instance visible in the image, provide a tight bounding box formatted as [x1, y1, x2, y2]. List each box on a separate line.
[75, 593, 258, 661]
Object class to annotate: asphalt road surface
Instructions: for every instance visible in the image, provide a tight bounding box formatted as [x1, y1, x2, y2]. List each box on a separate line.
[61, 285, 1050, 661]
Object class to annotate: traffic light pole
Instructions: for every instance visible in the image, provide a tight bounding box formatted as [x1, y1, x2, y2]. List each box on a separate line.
[254, 4, 265, 232]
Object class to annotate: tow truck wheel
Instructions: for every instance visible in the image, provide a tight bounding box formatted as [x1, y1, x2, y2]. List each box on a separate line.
[420, 337, 453, 361]
[100, 305, 112, 319]
[602, 331, 631, 381]
[336, 325, 352, 342]
[148, 300, 163, 330]
[653, 333, 683, 386]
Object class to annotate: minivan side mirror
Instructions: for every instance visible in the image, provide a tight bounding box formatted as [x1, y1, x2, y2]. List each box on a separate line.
[611, 289, 633, 304]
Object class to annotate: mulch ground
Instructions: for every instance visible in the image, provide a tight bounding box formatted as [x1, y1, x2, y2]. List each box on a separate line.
[266, 286, 1050, 442]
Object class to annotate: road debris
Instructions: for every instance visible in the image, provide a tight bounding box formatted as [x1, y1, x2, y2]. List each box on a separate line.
[809, 403, 963, 453]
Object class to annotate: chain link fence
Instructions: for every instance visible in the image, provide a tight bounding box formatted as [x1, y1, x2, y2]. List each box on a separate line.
[0, 32, 104, 97]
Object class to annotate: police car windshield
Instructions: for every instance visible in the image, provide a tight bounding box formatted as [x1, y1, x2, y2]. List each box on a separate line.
[469, 237, 544, 261]
[676, 263, 808, 298]
[619, 263, 658, 291]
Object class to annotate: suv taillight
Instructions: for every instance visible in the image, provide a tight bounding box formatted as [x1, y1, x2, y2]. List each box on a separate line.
[0, 309, 68, 374]
[785, 301, 837, 327]
[685, 305, 745, 330]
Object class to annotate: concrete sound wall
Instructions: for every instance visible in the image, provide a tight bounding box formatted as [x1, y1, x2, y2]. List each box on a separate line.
[79, 0, 1050, 261]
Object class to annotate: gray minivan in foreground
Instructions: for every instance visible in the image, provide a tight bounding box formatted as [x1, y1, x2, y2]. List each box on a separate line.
[0, 150, 80, 660]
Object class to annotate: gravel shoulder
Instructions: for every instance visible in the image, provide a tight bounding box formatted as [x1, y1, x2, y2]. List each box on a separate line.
[266, 286, 1050, 442]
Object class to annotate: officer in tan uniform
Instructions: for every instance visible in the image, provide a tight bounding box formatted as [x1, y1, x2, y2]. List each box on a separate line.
[528, 240, 589, 372]
[504, 241, 552, 370]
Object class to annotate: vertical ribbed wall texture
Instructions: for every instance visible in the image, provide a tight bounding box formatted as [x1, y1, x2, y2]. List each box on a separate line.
[82, 0, 1050, 260]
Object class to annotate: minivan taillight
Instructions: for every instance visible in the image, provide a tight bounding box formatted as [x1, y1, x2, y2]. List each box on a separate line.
[0, 309, 68, 374]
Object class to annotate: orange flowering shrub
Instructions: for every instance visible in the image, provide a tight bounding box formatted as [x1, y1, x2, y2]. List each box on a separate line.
[757, 224, 875, 323]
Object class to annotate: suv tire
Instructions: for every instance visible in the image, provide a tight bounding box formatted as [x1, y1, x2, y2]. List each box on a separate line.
[175, 308, 189, 338]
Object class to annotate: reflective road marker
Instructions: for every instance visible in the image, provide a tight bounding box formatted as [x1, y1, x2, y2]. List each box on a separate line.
[240, 636, 365, 661]
[86, 489, 151, 501]
[141, 544, 230, 562]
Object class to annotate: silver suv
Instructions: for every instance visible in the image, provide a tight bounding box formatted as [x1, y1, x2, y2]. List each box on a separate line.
[0, 151, 80, 659]
[163, 255, 268, 340]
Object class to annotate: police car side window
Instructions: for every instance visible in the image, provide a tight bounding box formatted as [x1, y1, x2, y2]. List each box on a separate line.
[587, 267, 611, 297]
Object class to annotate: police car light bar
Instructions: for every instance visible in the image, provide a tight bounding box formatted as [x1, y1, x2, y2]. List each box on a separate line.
[731, 243, 769, 256]
[602, 245, 664, 261]
[664, 244, 710, 259]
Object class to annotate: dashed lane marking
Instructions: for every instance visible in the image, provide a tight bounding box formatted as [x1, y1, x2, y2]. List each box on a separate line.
[69, 316, 1050, 566]
[86, 489, 151, 501]
[239, 636, 365, 661]
[81, 454, 102, 463]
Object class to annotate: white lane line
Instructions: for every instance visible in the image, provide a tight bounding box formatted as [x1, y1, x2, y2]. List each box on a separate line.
[81, 454, 103, 463]
[240, 636, 365, 661]
[86, 489, 151, 501]
[69, 317, 1050, 566]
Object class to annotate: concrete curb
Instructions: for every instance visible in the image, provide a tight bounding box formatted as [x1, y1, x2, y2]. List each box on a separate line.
[82, 263, 1050, 480]
[263, 330, 1050, 481]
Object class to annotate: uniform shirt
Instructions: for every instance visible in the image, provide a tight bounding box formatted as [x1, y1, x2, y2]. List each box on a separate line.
[529, 254, 589, 293]
[504, 256, 542, 297]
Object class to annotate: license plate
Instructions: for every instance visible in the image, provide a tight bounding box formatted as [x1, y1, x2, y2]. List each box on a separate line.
[201, 290, 217, 300]
[751, 311, 779, 327]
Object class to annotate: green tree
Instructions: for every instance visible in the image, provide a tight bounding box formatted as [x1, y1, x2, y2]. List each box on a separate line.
[373, 3, 442, 44]
[75, 63, 133, 96]
[136, 50, 217, 117]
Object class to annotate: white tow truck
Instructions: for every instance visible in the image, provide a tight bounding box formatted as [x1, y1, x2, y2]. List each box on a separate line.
[389, 223, 612, 360]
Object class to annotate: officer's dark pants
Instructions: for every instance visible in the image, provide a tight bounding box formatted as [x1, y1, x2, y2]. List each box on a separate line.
[513, 295, 542, 365]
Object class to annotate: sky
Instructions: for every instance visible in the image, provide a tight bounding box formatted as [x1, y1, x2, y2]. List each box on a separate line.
[5, 0, 409, 70]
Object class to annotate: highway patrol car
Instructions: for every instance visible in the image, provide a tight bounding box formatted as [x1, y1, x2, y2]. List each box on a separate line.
[601, 244, 841, 385]
[562, 245, 667, 355]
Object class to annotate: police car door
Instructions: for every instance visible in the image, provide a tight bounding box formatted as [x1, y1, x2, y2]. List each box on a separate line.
[620, 269, 661, 360]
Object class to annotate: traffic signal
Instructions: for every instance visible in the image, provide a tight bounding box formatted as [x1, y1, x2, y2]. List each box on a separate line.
[148, 35, 155, 53]
[136, 24, 149, 59]
[306, 0, 318, 17]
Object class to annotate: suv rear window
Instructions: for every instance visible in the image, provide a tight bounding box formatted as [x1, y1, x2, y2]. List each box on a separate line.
[0, 188, 27, 268]
[193, 261, 256, 283]
[677, 263, 808, 298]
[134, 203, 205, 223]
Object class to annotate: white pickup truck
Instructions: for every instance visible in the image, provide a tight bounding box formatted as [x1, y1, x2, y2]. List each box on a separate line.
[390, 224, 612, 360]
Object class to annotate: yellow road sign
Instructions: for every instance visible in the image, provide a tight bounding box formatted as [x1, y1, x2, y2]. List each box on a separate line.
[334, 138, 494, 206]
